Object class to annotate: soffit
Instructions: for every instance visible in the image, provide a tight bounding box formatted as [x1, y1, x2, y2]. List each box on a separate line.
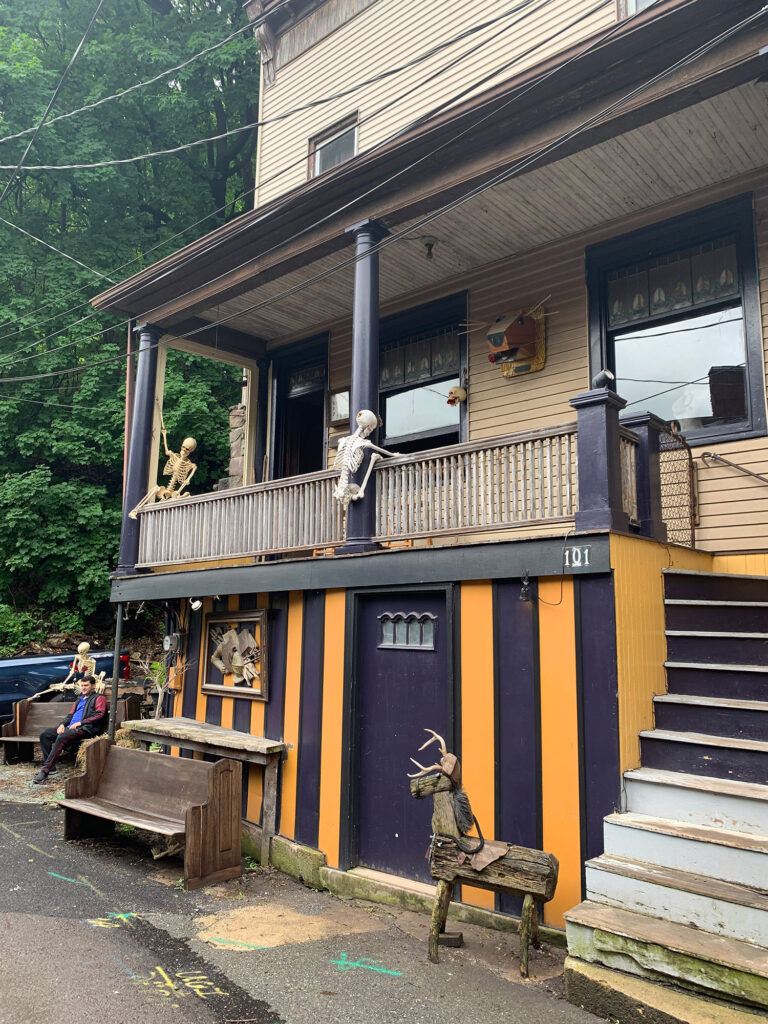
[191, 81, 768, 343]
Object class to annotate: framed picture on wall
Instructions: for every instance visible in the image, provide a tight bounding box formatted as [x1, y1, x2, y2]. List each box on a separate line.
[202, 610, 268, 701]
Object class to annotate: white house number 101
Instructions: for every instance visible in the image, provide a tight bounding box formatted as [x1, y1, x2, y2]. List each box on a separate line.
[564, 545, 591, 569]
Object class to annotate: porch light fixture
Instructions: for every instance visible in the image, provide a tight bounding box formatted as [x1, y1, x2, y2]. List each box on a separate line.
[591, 368, 615, 389]
[189, 598, 203, 612]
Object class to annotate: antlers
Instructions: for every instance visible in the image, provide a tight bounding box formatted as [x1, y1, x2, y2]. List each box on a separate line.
[406, 728, 448, 778]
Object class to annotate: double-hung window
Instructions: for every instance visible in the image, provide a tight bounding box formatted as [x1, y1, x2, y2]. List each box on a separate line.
[309, 114, 357, 178]
[586, 195, 765, 444]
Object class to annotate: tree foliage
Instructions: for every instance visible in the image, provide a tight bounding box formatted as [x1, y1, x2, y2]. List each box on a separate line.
[0, 0, 259, 620]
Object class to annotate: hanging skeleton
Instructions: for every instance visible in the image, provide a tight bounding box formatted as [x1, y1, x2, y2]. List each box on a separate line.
[332, 409, 400, 510]
[209, 625, 261, 687]
[129, 407, 197, 519]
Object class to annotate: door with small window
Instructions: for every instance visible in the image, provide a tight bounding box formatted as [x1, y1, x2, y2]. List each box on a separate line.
[354, 591, 452, 881]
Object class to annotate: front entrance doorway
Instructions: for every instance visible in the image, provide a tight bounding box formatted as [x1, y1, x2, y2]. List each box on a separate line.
[353, 589, 454, 882]
[271, 336, 327, 479]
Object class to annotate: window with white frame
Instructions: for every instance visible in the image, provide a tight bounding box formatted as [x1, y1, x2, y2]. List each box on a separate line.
[309, 115, 357, 177]
[586, 195, 765, 445]
[618, 0, 657, 16]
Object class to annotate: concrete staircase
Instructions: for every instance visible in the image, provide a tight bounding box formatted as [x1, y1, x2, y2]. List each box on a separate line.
[566, 569, 768, 1015]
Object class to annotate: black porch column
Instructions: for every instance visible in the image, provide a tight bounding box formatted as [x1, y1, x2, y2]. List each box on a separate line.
[570, 386, 630, 534]
[343, 219, 388, 553]
[621, 411, 668, 543]
[116, 322, 162, 575]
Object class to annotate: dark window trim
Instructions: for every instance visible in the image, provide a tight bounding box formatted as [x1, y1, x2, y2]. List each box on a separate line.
[586, 193, 765, 446]
[269, 333, 329, 479]
[308, 112, 358, 179]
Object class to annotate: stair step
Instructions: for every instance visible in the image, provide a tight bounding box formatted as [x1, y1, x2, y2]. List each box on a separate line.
[663, 569, 768, 604]
[654, 694, 768, 742]
[666, 634, 768, 667]
[604, 811, 768, 885]
[640, 729, 768, 785]
[665, 663, 768, 702]
[566, 900, 768, 1006]
[585, 854, 768, 945]
[665, 600, 768, 632]
[624, 767, 768, 835]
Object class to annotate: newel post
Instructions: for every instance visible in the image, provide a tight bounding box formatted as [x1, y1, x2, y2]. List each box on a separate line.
[343, 218, 388, 553]
[115, 322, 162, 575]
[620, 412, 668, 543]
[570, 387, 630, 533]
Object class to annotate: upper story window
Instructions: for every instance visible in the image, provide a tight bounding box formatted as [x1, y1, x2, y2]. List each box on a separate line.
[309, 114, 357, 177]
[587, 195, 765, 445]
[618, 0, 657, 16]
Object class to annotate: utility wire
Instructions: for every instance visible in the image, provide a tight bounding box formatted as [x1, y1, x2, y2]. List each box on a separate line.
[0, 0, 293, 148]
[0, 0, 109, 208]
[0, 0, 571, 172]
[0, 5, 756, 386]
[0, 214, 115, 284]
[0, 0, 568, 356]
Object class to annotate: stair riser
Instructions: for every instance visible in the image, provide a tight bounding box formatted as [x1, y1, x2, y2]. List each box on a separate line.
[666, 666, 768, 702]
[625, 776, 768, 835]
[654, 701, 768, 742]
[585, 867, 768, 946]
[665, 604, 768, 632]
[566, 920, 768, 1007]
[603, 820, 768, 887]
[666, 635, 768, 666]
[640, 736, 768, 786]
[664, 574, 768, 603]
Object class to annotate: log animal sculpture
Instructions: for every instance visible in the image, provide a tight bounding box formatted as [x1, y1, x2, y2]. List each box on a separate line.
[409, 729, 559, 977]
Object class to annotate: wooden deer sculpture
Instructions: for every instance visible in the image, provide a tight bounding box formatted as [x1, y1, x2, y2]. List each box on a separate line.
[409, 728, 559, 977]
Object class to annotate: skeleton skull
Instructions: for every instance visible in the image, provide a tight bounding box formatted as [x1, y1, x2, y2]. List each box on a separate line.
[77, 642, 90, 656]
[355, 409, 379, 437]
[181, 437, 197, 456]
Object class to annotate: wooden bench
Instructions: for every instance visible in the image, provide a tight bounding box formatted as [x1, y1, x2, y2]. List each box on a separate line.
[121, 716, 286, 866]
[59, 737, 242, 890]
[0, 693, 141, 765]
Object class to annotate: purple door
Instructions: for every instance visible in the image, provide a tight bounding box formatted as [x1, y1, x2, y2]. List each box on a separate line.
[355, 591, 452, 882]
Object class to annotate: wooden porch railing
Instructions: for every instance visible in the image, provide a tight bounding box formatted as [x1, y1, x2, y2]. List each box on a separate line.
[375, 425, 578, 541]
[136, 469, 344, 567]
[619, 427, 639, 523]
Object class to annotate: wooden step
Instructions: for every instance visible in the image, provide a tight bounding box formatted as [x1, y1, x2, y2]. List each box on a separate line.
[666, 663, 768, 702]
[663, 570, 768, 604]
[640, 729, 768, 785]
[624, 767, 768, 835]
[566, 900, 768, 1007]
[585, 854, 768, 946]
[665, 599, 768, 633]
[603, 811, 768, 885]
[666, 634, 768, 667]
[654, 694, 768, 742]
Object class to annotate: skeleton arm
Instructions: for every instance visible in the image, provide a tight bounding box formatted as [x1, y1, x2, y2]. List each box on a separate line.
[175, 463, 196, 496]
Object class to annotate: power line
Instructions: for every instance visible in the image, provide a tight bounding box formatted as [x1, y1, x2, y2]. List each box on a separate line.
[0, 0, 566, 356]
[0, 4, 756, 387]
[0, 0, 569, 172]
[0, 0, 109, 208]
[0, 214, 115, 284]
[0, 0, 294, 148]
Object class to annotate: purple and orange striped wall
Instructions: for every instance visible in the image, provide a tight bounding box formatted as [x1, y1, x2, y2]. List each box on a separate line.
[177, 573, 621, 929]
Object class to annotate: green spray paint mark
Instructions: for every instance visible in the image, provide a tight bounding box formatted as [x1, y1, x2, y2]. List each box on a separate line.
[330, 952, 401, 976]
[48, 871, 90, 886]
[209, 937, 267, 950]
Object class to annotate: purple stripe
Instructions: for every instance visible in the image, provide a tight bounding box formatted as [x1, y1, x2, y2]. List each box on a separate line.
[295, 591, 325, 848]
[264, 593, 288, 741]
[181, 602, 202, 720]
[494, 581, 540, 916]
[576, 575, 620, 863]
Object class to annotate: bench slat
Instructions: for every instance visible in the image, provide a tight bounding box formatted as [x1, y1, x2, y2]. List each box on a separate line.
[95, 746, 211, 820]
[60, 797, 183, 835]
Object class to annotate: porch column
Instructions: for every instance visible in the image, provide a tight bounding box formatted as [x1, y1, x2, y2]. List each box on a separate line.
[343, 218, 388, 553]
[116, 322, 162, 575]
[620, 412, 668, 543]
[253, 356, 270, 483]
[570, 386, 630, 533]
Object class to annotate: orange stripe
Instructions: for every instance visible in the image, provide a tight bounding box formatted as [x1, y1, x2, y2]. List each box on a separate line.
[538, 577, 581, 927]
[279, 592, 304, 840]
[317, 589, 346, 868]
[245, 592, 270, 824]
[460, 582, 496, 910]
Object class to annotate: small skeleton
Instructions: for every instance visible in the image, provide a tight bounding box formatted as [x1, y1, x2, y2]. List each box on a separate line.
[48, 641, 98, 700]
[332, 409, 400, 510]
[129, 408, 197, 518]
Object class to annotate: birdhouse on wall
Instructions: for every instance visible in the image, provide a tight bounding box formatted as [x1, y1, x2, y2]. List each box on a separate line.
[486, 304, 547, 378]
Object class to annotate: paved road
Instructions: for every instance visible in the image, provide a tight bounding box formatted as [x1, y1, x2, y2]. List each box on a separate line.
[0, 784, 597, 1024]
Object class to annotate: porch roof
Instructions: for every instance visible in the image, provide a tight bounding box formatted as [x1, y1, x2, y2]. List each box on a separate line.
[92, 0, 766, 346]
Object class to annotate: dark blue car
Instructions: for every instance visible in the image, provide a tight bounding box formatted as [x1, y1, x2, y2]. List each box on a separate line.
[0, 650, 130, 722]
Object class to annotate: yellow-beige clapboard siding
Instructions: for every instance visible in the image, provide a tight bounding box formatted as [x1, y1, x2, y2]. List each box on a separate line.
[610, 535, 713, 773]
[712, 552, 768, 576]
[255, 0, 615, 206]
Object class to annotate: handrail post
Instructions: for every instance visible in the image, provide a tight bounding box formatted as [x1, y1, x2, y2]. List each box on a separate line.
[621, 412, 668, 542]
[570, 386, 630, 533]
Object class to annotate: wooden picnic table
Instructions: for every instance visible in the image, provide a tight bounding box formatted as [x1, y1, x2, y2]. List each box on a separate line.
[121, 716, 286, 865]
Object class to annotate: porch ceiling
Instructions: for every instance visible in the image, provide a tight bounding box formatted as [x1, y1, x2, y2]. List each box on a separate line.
[194, 80, 768, 346]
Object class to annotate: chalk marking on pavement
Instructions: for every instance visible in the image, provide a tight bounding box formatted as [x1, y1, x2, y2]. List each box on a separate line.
[47, 871, 106, 896]
[208, 936, 268, 950]
[330, 952, 402, 976]
[127, 965, 228, 1001]
[0, 823, 57, 858]
[27, 843, 55, 859]
[85, 912, 138, 929]
[0, 822, 22, 839]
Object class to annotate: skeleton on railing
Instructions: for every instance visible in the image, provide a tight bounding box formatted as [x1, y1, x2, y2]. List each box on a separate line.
[332, 409, 400, 510]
